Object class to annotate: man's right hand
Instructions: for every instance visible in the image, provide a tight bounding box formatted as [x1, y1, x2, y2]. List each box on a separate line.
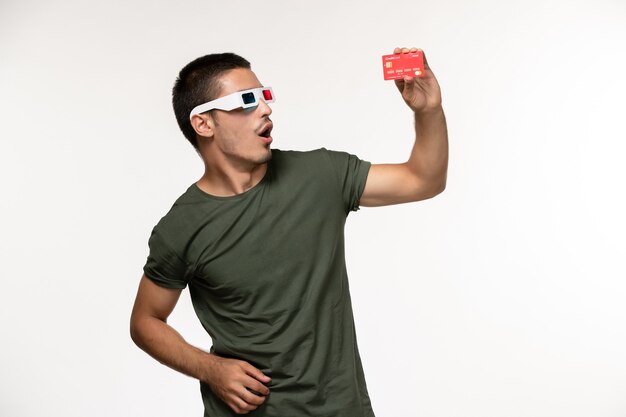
[130, 275, 272, 415]
[203, 355, 272, 414]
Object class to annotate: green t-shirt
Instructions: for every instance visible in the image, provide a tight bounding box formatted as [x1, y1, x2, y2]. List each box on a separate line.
[143, 147, 375, 417]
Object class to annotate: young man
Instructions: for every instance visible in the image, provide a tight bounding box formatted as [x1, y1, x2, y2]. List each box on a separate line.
[130, 48, 448, 416]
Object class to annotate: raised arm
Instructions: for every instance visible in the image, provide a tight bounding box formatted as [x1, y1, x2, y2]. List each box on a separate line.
[129, 274, 271, 414]
[360, 47, 448, 207]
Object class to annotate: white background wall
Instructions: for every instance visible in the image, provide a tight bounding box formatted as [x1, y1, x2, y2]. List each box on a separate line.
[1, 0, 625, 416]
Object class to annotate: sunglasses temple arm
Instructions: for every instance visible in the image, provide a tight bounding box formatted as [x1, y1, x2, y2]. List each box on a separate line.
[189, 95, 240, 119]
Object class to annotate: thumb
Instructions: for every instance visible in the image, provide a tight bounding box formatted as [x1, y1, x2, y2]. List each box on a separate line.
[400, 76, 416, 98]
[394, 78, 405, 94]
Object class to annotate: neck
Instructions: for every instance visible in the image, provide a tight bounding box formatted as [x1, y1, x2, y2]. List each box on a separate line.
[196, 148, 269, 197]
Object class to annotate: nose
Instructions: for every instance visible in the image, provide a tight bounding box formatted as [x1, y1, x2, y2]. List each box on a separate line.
[257, 98, 273, 117]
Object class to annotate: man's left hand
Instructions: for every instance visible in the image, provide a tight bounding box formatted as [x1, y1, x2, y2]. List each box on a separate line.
[393, 47, 442, 114]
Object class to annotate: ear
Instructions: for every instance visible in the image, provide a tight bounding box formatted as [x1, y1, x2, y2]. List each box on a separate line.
[190, 113, 216, 139]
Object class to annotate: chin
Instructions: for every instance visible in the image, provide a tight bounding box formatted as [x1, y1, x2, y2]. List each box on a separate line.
[259, 148, 272, 163]
[246, 148, 271, 166]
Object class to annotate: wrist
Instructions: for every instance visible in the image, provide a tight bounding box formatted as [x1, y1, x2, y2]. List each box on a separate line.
[414, 105, 443, 118]
[195, 349, 221, 383]
[414, 106, 445, 125]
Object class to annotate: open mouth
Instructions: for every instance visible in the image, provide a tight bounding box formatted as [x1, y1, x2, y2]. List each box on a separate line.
[258, 123, 273, 141]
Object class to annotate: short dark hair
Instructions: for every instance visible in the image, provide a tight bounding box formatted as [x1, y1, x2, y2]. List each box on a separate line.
[172, 52, 251, 151]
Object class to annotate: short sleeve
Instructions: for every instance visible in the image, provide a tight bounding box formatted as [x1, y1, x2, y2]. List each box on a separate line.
[321, 147, 372, 213]
[142, 225, 192, 289]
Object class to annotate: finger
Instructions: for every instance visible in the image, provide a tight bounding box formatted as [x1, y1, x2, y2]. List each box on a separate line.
[419, 48, 430, 69]
[246, 378, 271, 396]
[401, 75, 416, 95]
[394, 78, 405, 94]
[409, 47, 418, 52]
[240, 387, 267, 406]
[394, 46, 402, 54]
[242, 363, 271, 383]
[230, 395, 256, 414]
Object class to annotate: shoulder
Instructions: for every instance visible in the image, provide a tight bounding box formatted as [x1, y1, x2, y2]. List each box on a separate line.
[276, 147, 363, 163]
[271, 147, 328, 159]
[270, 147, 334, 166]
[147, 185, 201, 247]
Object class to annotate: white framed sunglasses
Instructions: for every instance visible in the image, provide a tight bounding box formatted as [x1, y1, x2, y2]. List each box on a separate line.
[189, 86, 275, 120]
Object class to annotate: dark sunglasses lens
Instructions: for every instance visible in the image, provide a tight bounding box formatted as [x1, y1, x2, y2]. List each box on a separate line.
[241, 92, 256, 105]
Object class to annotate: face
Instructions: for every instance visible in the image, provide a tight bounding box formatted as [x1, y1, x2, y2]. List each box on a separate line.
[198, 68, 274, 168]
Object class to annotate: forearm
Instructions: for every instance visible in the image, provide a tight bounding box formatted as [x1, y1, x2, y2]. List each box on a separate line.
[407, 106, 449, 188]
[131, 316, 216, 383]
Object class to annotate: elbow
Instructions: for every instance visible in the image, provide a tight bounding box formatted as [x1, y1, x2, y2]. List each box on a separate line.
[130, 319, 141, 346]
[430, 175, 447, 197]
[412, 177, 446, 201]
[130, 313, 167, 351]
[434, 181, 446, 195]
[425, 185, 446, 200]
[129, 313, 149, 348]
[130, 320, 152, 353]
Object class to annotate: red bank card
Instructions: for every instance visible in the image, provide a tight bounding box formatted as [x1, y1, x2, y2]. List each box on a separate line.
[382, 51, 425, 80]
